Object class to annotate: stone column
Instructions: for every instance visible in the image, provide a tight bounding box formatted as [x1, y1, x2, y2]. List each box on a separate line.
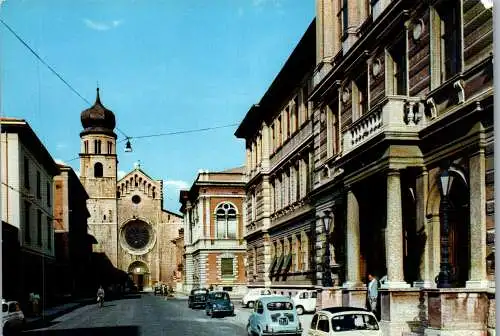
[344, 189, 363, 287]
[384, 169, 410, 288]
[466, 148, 489, 288]
[414, 169, 435, 288]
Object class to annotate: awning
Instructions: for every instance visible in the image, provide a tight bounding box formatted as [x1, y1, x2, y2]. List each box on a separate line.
[282, 254, 292, 274]
[267, 256, 278, 274]
[274, 255, 285, 275]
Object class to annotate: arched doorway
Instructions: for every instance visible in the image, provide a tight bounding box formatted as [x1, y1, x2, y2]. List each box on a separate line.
[446, 171, 470, 287]
[128, 261, 149, 291]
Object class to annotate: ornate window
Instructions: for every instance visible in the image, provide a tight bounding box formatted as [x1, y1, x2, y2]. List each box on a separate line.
[124, 220, 151, 250]
[215, 203, 238, 239]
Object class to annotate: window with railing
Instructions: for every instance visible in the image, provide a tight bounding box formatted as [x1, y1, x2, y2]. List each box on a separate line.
[387, 37, 408, 95]
[353, 71, 368, 119]
[438, 1, 461, 81]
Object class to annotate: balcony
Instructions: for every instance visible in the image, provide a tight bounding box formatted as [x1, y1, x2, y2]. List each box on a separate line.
[343, 96, 426, 153]
[270, 120, 313, 168]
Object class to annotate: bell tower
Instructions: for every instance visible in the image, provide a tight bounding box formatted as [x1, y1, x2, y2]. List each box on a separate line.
[79, 88, 119, 267]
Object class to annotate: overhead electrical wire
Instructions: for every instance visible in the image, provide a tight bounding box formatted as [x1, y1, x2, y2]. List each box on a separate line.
[2, 18, 241, 163]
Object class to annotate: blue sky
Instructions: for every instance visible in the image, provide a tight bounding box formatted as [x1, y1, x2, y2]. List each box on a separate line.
[0, 0, 314, 213]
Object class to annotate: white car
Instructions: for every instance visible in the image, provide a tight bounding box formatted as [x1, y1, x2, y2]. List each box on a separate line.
[292, 290, 317, 315]
[242, 288, 272, 308]
[2, 299, 25, 336]
[308, 307, 381, 335]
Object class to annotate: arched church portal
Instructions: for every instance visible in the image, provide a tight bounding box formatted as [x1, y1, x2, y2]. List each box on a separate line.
[128, 261, 150, 291]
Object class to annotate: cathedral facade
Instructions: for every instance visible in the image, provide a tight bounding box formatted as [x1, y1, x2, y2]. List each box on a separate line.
[78, 89, 183, 290]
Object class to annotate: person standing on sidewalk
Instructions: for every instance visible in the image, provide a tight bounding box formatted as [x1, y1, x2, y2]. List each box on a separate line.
[366, 273, 379, 318]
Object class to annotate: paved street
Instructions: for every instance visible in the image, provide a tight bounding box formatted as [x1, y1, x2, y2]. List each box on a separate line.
[21, 293, 313, 336]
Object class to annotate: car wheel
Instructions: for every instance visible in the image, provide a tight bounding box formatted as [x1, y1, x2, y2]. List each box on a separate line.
[247, 301, 254, 309]
[296, 305, 304, 315]
[210, 309, 215, 318]
[246, 324, 253, 336]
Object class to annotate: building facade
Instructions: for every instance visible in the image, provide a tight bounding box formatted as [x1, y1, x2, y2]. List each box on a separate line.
[235, 20, 318, 298]
[53, 164, 95, 298]
[78, 89, 183, 291]
[311, 0, 494, 335]
[237, 0, 494, 334]
[171, 228, 185, 292]
[117, 166, 183, 290]
[180, 168, 247, 295]
[1, 117, 59, 307]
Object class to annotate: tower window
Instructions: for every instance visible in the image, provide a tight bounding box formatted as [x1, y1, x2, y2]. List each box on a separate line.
[107, 141, 112, 154]
[84, 141, 89, 154]
[94, 162, 103, 178]
[94, 140, 102, 154]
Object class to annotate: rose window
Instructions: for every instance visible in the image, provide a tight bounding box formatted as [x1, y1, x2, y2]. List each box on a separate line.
[124, 221, 151, 250]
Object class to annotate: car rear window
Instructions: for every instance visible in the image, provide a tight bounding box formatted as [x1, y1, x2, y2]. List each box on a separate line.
[194, 290, 207, 295]
[213, 292, 229, 300]
[331, 313, 379, 331]
[267, 301, 293, 311]
[2, 304, 7, 313]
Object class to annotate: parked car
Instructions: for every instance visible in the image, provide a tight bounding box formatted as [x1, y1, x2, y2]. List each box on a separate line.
[2, 299, 25, 336]
[205, 291, 235, 317]
[188, 288, 209, 309]
[292, 290, 317, 315]
[242, 288, 272, 308]
[247, 295, 302, 336]
[154, 284, 163, 296]
[307, 307, 381, 335]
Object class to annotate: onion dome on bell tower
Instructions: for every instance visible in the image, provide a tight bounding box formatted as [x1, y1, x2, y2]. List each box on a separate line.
[80, 88, 117, 138]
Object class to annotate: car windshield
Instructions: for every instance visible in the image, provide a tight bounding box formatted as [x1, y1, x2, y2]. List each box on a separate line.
[213, 292, 229, 300]
[267, 302, 293, 311]
[331, 313, 379, 331]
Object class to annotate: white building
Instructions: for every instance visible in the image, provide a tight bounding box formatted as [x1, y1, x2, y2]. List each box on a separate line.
[1, 117, 59, 303]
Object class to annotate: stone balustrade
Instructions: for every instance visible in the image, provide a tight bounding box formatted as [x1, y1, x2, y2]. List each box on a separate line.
[343, 96, 426, 153]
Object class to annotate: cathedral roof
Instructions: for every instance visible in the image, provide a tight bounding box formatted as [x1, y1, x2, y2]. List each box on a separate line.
[80, 88, 116, 138]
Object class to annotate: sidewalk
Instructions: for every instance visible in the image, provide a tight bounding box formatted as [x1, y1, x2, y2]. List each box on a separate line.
[24, 297, 95, 330]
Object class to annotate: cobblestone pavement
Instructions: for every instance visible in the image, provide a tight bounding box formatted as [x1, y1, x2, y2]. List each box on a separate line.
[21, 293, 314, 336]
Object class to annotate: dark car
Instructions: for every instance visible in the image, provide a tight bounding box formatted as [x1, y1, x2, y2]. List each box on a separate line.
[188, 288, 209, 309]
[205, 291, 234, 317]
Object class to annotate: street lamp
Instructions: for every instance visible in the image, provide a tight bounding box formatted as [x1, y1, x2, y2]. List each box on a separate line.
[322, 211, 333, 287]
[125, 138, 133, 152]
[436, 169, 455, 288]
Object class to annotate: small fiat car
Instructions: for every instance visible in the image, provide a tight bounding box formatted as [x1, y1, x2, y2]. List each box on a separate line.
[307, 307, 381, 335]
[247, 295, 302, 336]
[205, 291, 234, 317]
[2, 300, 25, 336]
